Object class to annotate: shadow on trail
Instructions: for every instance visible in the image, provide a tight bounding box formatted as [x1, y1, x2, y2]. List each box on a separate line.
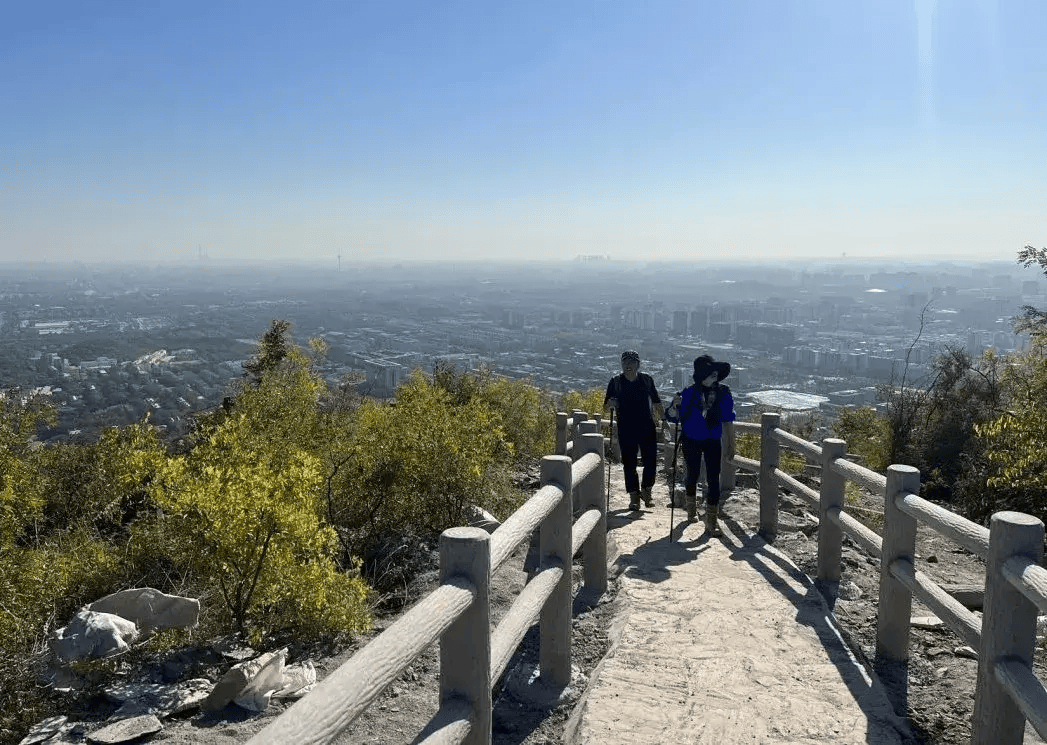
[602, 494, 914, 743]
[715, 511, 914, 743]
[610, 518, 712, 583]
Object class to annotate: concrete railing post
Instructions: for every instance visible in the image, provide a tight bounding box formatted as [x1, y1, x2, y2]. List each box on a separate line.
[721, 428, 736, 491]
[972, 511, 1045, 745]
[759, 412, 781, 541]
[439, 527, 491, 745]
[876, 463, 920, 715]
[555, 412, 568, 456]
[571, 410, 587, 462]
[877, 464, 920, 662]
[818, 438, 847, 583]
[539, 455, 573, 687]
[576, 420, 599, 511]
[579, 431, 607, 596]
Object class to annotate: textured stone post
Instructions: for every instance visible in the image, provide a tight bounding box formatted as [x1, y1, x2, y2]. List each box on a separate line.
[571, 410, 587, 462]
[877, 464, 920, 661]
[575, 420, 599, 511]
[540, 455, 573, 687]
[759, 412, 781, 541]
[818, 438, 847, 583]
[721, 428, 737, 491]
[439, 527, 491, 745]
[876, 464, 920, 715]
[972, 511, 1045, 745]
[555, 412, 568, 456]
[579, 431, 607, 595]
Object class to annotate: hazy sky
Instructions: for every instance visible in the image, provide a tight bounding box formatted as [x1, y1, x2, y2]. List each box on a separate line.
[2, 1, 1044, 265]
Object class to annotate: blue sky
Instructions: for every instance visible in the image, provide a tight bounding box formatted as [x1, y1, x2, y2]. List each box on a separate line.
[1, 0, 1044, 264]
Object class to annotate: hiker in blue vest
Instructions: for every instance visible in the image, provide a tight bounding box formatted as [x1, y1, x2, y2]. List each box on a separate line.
[604, 350, 664, 511]
[665, 354, 737, 536]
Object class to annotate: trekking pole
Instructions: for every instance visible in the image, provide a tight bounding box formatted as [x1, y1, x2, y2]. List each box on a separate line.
[606, 408, 614, 513]
[669, 420, 680, 543]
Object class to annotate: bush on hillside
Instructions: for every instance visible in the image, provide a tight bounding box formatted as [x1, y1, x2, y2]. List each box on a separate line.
[833, 406, 891, 474]
[971, 343, 1047, 524]
[151, 338, 371, 640]
[330, 370, 523, 557]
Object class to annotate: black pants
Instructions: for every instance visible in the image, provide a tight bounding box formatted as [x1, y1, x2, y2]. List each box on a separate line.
[682, 436, 722, 506]
[618, 420, 657, 494]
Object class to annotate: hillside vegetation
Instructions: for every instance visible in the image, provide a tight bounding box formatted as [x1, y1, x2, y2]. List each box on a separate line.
[0, 320, 560, 742]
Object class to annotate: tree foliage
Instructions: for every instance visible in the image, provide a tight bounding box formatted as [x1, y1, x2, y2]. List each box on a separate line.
[152, 332, 370, 638]
[331, 369, 520, 555]
[972, 343, 1047, 522]
[0, 392, 59, 548]
[1015, 245, 1047, 339]
[0, 319, 580, 740]
[832, 406, 891, 474]
[561, 387, 606, 421]
[241, 318, 294, 384]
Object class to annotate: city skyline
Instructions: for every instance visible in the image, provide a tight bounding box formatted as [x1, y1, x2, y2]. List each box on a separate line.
[2, 1, 1045, 264]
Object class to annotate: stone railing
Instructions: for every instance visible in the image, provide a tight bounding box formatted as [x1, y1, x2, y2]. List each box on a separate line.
[728, 411, 1047, 745]
[247, 414, 606, 745]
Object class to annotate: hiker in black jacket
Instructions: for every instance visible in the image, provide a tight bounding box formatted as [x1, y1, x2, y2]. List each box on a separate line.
[604, 350, 664, 511]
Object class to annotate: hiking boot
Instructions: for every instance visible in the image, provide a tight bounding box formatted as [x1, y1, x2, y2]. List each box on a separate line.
[641, 486, 654, 508]
[628, 492, 642, 511]
[705, 504, 723, 537]
[685, 485, 697, 521]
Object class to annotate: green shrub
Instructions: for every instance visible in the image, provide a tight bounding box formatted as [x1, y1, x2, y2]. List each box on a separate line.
[560, 387, 606, 420]
[833, 406, 891, 473]
[333, 370, 514, 551]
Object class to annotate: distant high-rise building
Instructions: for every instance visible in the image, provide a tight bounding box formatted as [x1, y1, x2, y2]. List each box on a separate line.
[672, 310, 688, 335]
[690, 309, 708, 337]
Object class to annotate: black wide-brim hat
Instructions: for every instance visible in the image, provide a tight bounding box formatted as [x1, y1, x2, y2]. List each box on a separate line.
[693, 354, 730, 382]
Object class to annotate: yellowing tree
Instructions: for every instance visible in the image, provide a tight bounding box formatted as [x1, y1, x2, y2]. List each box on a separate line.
[0, 392, 56, 547]
[976, 346, 1047, 496]
[335, 370, 514, 549]
[152, 327, 370, 639]
[560, 387, 606, 419]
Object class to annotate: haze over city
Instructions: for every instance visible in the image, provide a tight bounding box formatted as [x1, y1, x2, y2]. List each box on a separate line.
[2, 1, 1044, 265]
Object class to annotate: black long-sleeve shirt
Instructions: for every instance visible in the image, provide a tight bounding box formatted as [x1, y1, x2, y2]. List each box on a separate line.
[604, 373, 661, 428]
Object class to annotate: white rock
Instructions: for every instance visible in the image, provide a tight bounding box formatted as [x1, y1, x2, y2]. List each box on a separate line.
[464, 504, 500, 533]
[274, 660, 317, 699]
[50, 610, 138, 663]
[234, 648, 288, 712]
[88, 587, 199, 631]
[911, 615, 943, 629]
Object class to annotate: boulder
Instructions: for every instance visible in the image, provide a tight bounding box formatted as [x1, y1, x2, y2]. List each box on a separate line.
[203, 647, 316, 713]
[17, 715, 76, 745]
[234, 648, 288, 712]
[104, 678, 212, 718]
[50, 610, 138, 663]
[88, 588, 200, 631]
[85, 715, 162, 744]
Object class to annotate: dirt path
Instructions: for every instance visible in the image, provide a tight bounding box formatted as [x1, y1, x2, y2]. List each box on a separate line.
[566, 476, 913, 744]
